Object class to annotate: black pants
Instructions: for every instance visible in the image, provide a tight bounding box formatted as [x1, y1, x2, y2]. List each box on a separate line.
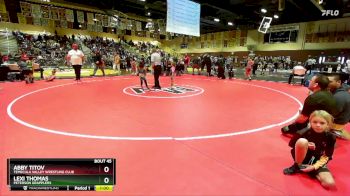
[154, 65, 162, 88]
[207, 65, 212, 76]
[288, 74, 304, 84]
[285, 122, 309, 134]
[72, 65, 82, 80]
[252, 64, 258, 75]
[217, 69, 225, 79]
[20, 69, 33, 80]
[228, 70, 234, 79]
[92, 65, 105, 76]
[140, 77, 149, 88]
[34, 68, 44, 79]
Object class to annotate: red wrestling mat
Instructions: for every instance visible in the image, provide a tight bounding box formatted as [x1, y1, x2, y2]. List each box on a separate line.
[1, 75, 350, 195]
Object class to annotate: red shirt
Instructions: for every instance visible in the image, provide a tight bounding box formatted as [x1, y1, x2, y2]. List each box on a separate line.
[21, 54, 29, 61]
[247, 59, 254, 69]
[184, 56, 190, 65]
[2, 55, 9, 62]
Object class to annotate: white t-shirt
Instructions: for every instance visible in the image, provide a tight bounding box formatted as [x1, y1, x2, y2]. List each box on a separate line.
[293, 65, 306, 75]
[68, 49, 84, 65]
[151, 52, 161, 66]
[346, 60, 350, 73]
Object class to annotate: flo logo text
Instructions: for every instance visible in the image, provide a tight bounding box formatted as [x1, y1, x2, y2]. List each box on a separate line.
[321, 10, 339, 16]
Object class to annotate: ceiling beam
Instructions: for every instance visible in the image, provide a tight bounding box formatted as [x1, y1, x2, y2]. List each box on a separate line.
[201, 3, 238, 18]
[309, 0, 324, 11]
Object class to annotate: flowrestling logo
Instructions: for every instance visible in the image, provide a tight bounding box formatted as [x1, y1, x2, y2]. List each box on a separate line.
[123, 85, 204, 98]
[319, 0, 339, 16]
[321, 10, 339, 16]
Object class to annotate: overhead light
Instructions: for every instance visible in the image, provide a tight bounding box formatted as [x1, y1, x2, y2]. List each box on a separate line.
[140, 0, 146, 1]
[273, 14, 279, 19]
[261, 8, 267, 13]
[214, 18, 220, 22]
[93, 18, 98, 21]
[147, 12, 151, 16]
[228, 22, 233, 26]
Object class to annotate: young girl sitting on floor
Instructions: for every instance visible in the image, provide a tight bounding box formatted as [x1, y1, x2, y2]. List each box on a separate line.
[44, 69, 56, 82]
[283, 110, 336, 190]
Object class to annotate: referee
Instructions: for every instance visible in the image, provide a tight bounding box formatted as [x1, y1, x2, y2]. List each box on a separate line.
[151, 49, 162, 89]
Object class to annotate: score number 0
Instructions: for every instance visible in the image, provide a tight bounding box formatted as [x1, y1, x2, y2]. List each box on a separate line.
[103, 166, 110, 183]
[103, 166, 109, 184]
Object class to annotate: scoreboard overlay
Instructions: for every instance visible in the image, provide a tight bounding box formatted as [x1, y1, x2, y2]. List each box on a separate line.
[7, 158, 116, 191]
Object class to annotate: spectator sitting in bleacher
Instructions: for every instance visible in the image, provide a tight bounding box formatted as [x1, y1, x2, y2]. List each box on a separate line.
[1, 54, 9, 64]
[18, 51, 33, 83]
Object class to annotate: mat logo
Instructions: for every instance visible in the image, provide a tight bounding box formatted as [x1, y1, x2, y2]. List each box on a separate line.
[124, 85, 204, 98]
[132, 86, 198, 94]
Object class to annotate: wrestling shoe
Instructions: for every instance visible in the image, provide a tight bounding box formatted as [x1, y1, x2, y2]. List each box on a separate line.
[281, 126, 290, 134]
[283, 163, 303, 175]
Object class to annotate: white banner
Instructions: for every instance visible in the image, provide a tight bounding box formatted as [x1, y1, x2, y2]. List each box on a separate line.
[95, 14, 102, 25]
[65, 9, 74, 22]
[102, 15, 109, 27]
[17, 13, 26, 24]
[58, 8, 66, 21]
[31, 4, 41, 18]
[50, 7, 59, 20]
[110, 16, 119, 27]
[136, 21, 142, 31]
[119, 19, 126, 30]
[87, 13, 94, 24]
[126, 19, 133, 30]
[77, 11, 84, 23]
[41, 5, 50, 19]
[20, 2, 32, 17]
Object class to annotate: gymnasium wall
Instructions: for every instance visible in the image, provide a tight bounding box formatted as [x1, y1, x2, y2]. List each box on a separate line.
[162, 17, 350, 57]
[0, 22, 159, 44]
[1, 0, 350, 58]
